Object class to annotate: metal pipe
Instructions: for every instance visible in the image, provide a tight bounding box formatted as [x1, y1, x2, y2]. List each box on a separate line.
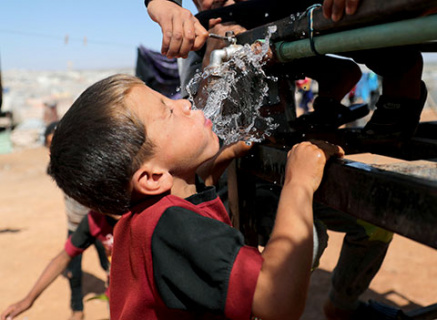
[236, 0, 437, 46]
[274, 14, 437, 62]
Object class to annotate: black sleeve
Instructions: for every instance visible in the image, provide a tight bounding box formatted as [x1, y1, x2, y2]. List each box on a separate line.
[144, 0, 182, 8]
[152, 207, 245, 314]
[70, 215, 96, 250]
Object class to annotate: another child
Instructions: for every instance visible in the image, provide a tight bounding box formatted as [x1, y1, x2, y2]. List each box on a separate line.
[0, 210, 117, 320]
[44, 121, 110, 320]
[48, 74, 343, 319]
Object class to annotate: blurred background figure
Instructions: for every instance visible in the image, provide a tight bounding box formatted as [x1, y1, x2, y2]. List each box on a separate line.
[43, 101, 59, 126]
[296, 77, 315, 115]
[44, 122, 109, 320]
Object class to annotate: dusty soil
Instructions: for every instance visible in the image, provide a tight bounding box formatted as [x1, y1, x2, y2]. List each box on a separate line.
[0, 146, 436, 320]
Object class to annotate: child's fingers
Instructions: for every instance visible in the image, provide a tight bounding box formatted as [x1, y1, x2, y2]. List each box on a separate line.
[322, 0, 333, 19]
[156, 18, 172, 56]
[309, 140, 344, 159]
[331, 0, 346, 22]
[192, 20, 209, 51]
[233, 141, 254, 158]
[165, 15, 185, 58]
[345, 0, 360, 15]
[219, 140, 254, 160]
[178, 18, 196, 58]
[1, 307, 14, 320]
[208, 17, 222, 29]
[147, 2, 175, 56]
[323, 0, 359, 21]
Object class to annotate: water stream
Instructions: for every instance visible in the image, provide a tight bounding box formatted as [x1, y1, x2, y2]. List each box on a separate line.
[187, 26, 279, 145]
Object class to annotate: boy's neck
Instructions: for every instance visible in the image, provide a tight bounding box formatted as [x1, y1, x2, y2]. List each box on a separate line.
[171, 176, 197, 199]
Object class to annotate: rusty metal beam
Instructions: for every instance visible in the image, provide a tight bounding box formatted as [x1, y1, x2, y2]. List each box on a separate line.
[237, 142, 437, 249]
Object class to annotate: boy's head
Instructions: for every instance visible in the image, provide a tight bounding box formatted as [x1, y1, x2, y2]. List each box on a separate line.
[49, 74, 219, 215]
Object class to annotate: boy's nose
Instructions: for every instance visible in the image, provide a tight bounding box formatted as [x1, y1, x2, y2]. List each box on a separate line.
[180, 100, 192, 115]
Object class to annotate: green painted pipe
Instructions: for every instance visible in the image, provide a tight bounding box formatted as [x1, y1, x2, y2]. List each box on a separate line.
[274, 14, 437, 62]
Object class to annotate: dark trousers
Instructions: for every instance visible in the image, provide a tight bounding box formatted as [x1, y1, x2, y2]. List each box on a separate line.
[66, 230, 109, 312]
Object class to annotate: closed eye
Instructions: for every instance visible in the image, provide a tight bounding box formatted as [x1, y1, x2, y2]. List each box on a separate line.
[161, 98, 173, 116]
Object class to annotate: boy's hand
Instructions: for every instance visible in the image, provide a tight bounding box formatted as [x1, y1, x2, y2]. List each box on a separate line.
[284, 140, 344, 192]
[147, 0, 209, 58]
[1, 298, 32, 320]
[219, 140, 254, 159]
[197, 141, 254, 186]
[322, 0, 360, 22]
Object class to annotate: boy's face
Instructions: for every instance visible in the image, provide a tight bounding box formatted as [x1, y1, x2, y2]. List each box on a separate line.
[128, 85, 220, 175]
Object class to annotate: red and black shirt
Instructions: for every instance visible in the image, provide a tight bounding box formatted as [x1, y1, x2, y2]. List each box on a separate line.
[110, 185, 263, 320]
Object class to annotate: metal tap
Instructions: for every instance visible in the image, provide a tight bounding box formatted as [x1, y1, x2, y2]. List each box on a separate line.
[206, 31, 242, 74]
[208, 31, 237, 45]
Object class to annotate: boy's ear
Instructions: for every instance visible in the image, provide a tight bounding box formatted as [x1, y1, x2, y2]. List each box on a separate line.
[131, 163, 173, 196]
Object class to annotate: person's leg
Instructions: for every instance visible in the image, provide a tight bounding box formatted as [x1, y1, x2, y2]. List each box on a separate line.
[66, 230, 84, 318]
[93, 239, 110, 272]
[303, 56, 362, 103]
[313, 203, 400, 319]
[289, 56, 369, 131]
[349, 47, 426, 141]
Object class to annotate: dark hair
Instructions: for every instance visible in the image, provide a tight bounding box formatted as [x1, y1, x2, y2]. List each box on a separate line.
[49, 74, 155, 215]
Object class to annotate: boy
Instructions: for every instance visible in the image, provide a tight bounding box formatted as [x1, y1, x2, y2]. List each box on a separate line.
[48, 74, 344, 319]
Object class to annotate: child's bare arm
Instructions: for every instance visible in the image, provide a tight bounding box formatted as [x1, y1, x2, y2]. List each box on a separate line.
[147, 0, 209, 58]
[252, 141, 344, 320]
[1, 250, 72, 320]
[197, 141, 253, 186]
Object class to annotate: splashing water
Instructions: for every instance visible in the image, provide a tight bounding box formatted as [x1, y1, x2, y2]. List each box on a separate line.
[187, 26, 279, 145]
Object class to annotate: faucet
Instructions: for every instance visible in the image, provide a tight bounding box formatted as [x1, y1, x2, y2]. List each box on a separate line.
[208, 44, 243, 69]
[206, 31, 243, 75]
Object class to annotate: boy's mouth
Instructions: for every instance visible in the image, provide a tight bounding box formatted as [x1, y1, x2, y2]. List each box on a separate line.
[205, 118, 212, 127]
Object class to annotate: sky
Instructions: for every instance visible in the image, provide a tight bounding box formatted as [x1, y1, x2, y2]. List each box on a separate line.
[0, 0, 198, 71]
[1, 1, 436, 71]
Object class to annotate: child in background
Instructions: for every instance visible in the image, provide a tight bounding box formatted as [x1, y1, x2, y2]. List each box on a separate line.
[0, 210, 117, 320]
[44, 121, 110, 320]
[48, 74, 344, 319]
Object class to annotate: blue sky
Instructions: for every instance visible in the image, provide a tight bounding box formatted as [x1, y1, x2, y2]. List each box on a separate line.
[1, 1, 436, 71]
[0, 0, 198, 71]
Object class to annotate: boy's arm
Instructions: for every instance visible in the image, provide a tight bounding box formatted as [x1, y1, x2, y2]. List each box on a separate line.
[252, 141, 344, 320]
[197, 141, 253, 186]
[1, 250, 72, 320]
[146, 0, 208, 58]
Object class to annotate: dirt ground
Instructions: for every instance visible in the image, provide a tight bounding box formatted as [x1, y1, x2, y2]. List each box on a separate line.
[0, 144, 436, 320]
